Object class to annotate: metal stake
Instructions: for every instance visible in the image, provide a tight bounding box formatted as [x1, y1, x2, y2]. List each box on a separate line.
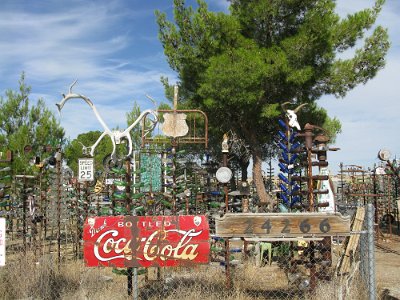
[367, 203, 376, 300]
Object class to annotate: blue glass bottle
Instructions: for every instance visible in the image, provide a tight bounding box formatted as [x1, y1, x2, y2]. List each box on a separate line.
[280, 193, 289, 205]
[289, 131, 297, 143]
[279, 162, 289, 174]
[279, 183, 289, 194]
[282, 152, 290, 164]
[290, 141, 301, 152]
[290, 196, 301, 206]
[278, 141, 289, 152]
[278, 173, 290, 184]
[291, 184, 300, 193]
[278, 119, 288, 130]
[289, 153, 299, 164]
[277, 130, 288, 141]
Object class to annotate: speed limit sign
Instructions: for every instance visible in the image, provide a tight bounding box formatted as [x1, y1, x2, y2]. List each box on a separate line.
[78, 158, 94, 181]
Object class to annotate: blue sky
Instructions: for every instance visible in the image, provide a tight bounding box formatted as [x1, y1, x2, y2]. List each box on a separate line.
[0, 0, 399, 174]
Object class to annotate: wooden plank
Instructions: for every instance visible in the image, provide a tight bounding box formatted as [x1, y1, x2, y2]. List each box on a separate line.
[338, 207, 365, 275]
[215, 213, 351, 238]
[244, 237, 324, 242]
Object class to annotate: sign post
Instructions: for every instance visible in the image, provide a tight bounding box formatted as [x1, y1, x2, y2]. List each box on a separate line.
[0, 218, 5, 266]
[78, 158, 94, 182]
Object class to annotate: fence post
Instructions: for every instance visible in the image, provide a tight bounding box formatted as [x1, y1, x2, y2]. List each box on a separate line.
[367, 203, 376, 300]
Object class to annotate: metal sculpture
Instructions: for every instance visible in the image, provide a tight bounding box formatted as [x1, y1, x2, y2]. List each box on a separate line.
[56, 80, 158, 160]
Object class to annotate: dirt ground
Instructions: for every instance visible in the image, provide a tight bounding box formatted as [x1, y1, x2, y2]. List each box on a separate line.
[375, 225, 400, 299]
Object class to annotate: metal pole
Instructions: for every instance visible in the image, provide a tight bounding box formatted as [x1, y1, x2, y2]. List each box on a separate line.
[133, 267, 138, 300]
[387, 175, 392, 238]
[56, 150, 62, 269]
[372, 165, 378, 224]
[132, 151, 138, 300]
[222, 150, 231, 289]
[125, 159, 134, 297]
[22, 176, 27, 254]
[75, 181, 80, 259]
[367, 203, 376, 300]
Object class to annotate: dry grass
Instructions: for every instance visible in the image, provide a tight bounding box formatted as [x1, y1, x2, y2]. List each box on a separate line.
[0, 253, 370, 300]
[312, 274, 368, 300]
[0, 253, 128, 300]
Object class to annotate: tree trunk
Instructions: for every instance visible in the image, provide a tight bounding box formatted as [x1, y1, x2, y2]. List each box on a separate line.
[251, 143, 272, 210]
[240, 158, 249, 181]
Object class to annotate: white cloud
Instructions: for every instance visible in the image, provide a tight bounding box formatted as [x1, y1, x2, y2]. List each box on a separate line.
[207, 0, 230, 12]
[317, 0, 400, 172]
[0, 0, 177, 141]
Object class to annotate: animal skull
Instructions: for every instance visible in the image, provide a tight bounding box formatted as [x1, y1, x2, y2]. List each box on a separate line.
[286, 109, 301, 130]
[281, 102, 307, 130]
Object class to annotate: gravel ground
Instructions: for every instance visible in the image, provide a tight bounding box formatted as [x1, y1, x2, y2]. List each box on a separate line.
[375, 227, 400, 299]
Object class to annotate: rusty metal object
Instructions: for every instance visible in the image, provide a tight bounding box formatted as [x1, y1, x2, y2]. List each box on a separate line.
[300, 161, 329, 167]
[291, 175, 329, 181]
[296, 123, 339, 214]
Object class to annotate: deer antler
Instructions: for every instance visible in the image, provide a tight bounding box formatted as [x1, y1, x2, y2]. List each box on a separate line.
[57, 80, 114, 157]
[69, 79, 77, 94]
[56, 81, 158, 160]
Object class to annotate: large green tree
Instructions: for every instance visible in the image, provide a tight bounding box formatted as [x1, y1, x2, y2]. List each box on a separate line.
[0, 73, 65, 173]
[156, 0, 389, 206]
[63, 131, 113, 175]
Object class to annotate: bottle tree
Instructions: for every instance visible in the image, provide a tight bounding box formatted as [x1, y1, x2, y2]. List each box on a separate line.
[276, 117, 301, 211]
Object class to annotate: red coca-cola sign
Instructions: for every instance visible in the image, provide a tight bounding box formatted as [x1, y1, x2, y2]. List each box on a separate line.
[83, 215, 210, 267]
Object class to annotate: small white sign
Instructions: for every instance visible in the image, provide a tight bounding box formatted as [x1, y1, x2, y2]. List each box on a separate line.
[0, 218, 5, 266]
[105, 178, 115, 185]
[78, 158, 94, 182]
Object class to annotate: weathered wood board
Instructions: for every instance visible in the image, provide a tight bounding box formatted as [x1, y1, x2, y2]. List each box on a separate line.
[161, 112, 189, 138]
[338, 207, 366, 275]
[215, 213, 351, 238]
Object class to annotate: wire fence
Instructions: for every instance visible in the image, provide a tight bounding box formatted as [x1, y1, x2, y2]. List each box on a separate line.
[0, 203, 381, 300]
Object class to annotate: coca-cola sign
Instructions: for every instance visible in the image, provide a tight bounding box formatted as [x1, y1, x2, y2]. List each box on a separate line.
[83, 215, 210, 267]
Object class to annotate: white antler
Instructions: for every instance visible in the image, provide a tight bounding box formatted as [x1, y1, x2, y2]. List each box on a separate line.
[57, 81, 158, 160]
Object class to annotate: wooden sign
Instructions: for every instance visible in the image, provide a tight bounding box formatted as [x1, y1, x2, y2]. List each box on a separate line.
[161, 112, 189, 138]
[160, 85, 189, 138]
[215, 213, 351, 238]
[83, 215, 210, 268]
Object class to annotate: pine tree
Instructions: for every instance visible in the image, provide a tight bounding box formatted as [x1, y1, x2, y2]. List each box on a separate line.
[156, 0, 389, 206]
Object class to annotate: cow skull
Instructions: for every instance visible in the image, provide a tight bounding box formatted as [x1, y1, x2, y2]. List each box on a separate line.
[281, 102, 307, 130]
